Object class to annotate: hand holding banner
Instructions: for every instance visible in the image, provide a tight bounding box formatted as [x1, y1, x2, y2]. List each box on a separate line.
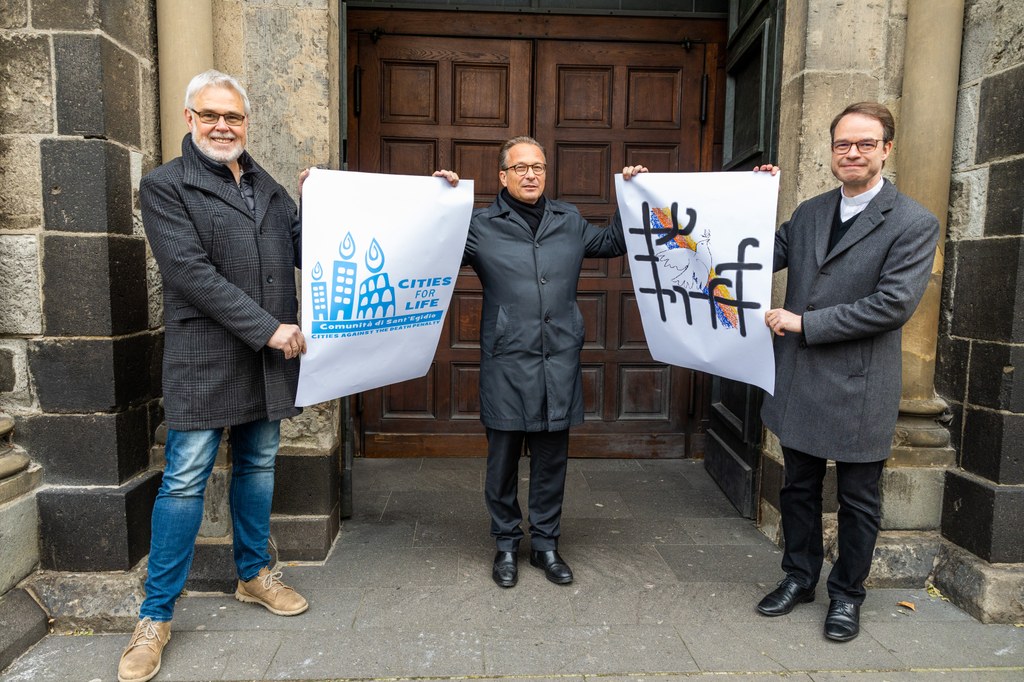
[296, 169, 474, 406]
[614, 171, 779, 394]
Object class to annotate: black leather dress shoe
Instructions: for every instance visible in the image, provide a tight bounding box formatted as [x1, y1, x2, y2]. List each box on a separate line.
[824, 599, 860, 642]
[756, 576, 815, 616]
[529, 550, 573, 584]
[492, 551, 518, 588]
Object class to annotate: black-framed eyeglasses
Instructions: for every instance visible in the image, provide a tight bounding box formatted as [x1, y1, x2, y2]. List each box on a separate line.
[831, 138, 885, 154]
[502, 163, 547, 176]
[190, 109, 246, 126]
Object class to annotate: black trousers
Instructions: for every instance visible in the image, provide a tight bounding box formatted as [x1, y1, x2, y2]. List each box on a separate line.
[779, 446, 885, 604]
[485, 428, 570, 552]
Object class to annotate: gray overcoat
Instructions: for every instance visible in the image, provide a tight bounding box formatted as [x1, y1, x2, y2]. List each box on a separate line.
[761, 180, 939, 462]
[141, 135, 302, 431]
[464, 192, 626, 432]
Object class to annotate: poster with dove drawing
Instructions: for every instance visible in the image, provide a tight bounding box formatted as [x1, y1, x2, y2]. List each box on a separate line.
[614, 171, 779, 394]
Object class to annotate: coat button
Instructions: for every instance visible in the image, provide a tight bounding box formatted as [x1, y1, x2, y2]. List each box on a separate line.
[266, 275, 274, 283]
[544, 315, 551, 323]
[806, 304, 815, 311]
[544, 352, 551, 360]
[540, 277, 548, 285]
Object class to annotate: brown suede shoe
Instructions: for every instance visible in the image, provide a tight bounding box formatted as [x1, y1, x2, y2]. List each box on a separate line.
[234, 566, 308, 616]
[117, 617, 171, 682]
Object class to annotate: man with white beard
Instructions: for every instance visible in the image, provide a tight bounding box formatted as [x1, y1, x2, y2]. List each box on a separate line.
[118, 70, 308, 682]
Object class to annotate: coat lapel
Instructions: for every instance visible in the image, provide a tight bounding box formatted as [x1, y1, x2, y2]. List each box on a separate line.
[822, 181, 897, 265]
[249, 163, 280, 229]
[180, 136, 252, 219]
[814, 189, 840, 267]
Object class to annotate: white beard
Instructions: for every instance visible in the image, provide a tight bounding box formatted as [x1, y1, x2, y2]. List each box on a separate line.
[192, 124, 244, 164]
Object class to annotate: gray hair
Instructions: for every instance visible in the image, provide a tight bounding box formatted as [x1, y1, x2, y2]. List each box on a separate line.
[184, 70, 251, 117]
[499, 136, 545, 169]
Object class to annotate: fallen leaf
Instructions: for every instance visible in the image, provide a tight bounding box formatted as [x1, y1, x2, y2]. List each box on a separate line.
[897, 600, 916, 611]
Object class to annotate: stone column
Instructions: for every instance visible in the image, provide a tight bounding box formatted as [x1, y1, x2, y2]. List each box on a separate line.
[156, 0, 214, 162]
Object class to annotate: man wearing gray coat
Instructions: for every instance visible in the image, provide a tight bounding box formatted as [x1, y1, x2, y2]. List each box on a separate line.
[435, 139, 646, 588]
[755, 102, 939, 642]
[118, 71, 308, 682]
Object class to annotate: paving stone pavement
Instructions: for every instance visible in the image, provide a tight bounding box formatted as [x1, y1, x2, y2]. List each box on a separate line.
[3, 457, 1023, 681]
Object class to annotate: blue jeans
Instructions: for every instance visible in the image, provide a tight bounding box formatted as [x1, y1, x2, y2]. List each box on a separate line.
[140, 418, 280, 622]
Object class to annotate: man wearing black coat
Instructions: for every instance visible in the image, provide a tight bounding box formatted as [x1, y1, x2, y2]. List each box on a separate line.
[118, 71, 308, 682]
[436, 139, 646, 588]
[756, 102, 939, 642]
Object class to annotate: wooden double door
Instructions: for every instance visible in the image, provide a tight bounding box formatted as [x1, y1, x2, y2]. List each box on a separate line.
[347, 11, 726, 457]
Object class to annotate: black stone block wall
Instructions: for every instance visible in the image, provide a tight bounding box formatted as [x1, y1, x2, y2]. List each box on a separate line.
[4, 6, 163, 579]
[939, 60, 1024, 566]
[37, 470, 161, 571]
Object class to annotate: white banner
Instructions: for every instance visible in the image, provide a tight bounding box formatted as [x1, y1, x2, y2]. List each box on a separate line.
[614, 172, 779, 394]
[296, 169, 474, 406]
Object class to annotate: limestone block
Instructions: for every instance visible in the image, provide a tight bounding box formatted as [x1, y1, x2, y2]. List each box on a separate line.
[864, 530, 940, 588]
[198, 465, 231, 539]
[947, 167, 988, 241]
[0, 340, 34, 414]
[960, 0, 1024, 85]
[281, 400, 339, 452]
[139, 61, 161, 171]
[0, 1, 27, 28]
[952, 83, 979, 169]
[146, 242, 164, 329]
[213, 0, 245, 79]
[932, 539, 1024, 624]
[785, 72, 882, 205]
[22, 567, 147, 633]
[803, 0, 891, 74]
[0, 136, 42, 232]
[244, 6, 332, 184]
[0, 235, 41, 335]
[0, 460, 42, 506]
[880, 466, 946, 530]
[0, 34, 53, 134]
[881, 13, 907, 102]
[0, 493, 40, 594]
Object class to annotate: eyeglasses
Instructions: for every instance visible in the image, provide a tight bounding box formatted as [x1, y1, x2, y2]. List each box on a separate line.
[832, 139, 885, 154]
[190, 109, 246, 126]
[502, 163, 547, 176]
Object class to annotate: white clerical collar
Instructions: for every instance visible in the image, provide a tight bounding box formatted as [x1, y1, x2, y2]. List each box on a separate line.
[840, 178, 885, 222]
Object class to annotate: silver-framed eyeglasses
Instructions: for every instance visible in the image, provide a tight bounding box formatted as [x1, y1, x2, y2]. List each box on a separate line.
[190, 109, 246, 126]
[831, 138, 884, 154]
[502, 163, 547, 176]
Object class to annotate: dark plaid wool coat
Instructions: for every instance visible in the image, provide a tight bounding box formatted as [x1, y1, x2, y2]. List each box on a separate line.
[141, 135, 302, 430]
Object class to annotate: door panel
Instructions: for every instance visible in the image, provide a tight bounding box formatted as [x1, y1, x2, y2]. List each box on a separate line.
[351, 18, 720, 458]
[705, 0, 784, 517]
[533, 40, 706, 457]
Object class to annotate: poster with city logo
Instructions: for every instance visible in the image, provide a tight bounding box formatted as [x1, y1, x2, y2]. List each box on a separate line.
[295, 169, 474, 406]
[614, 172, 779, 394]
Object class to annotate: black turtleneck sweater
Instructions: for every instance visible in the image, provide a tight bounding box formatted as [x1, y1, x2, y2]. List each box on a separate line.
[501, 188, 546, 235]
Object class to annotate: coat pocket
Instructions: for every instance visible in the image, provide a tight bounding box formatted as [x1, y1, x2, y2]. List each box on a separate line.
[492, 305, 511, 356]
